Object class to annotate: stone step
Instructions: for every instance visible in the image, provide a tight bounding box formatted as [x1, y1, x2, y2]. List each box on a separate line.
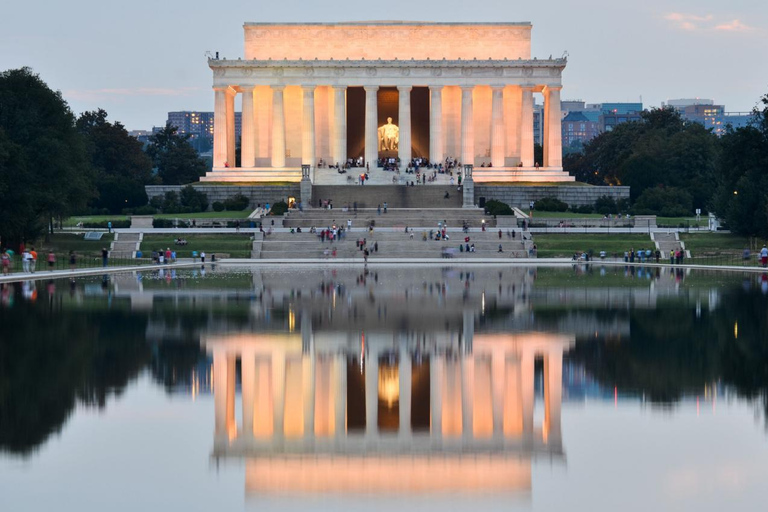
[311, 185, 464, 209]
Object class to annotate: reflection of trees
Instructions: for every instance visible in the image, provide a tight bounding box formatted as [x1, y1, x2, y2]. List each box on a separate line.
[570, 286, 768, 419]
[0, 303, 150, 456]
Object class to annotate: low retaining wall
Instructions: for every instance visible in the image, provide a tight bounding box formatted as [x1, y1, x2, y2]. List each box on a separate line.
[145, 185, 301, 210]
[474, 185, 630, 208]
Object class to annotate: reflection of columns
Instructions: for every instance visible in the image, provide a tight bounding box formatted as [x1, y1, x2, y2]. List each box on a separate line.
[442, 358, 462, 436]
[430, 356, 442, 436]
[462, 309, 474, 353]
[461, 355, 474, 437]
[460, 86, 474, 166]
[254, 357, 273, 437]
[213, 351, 228, 437]
[271, 85, 286, 168]
[365, 353, 379, 435]
[520, 350, 535, 441]
[490, 85, 505, 168]
[491, 351, 505, 434]
[520, 87, 534, 167]
[429, 86, 443, 163]
[364, 86, 379, 167]
[543, 349, 563, 444]
[301, 85, 316, 167]
[399, 350, 412, 434]
[302, 354, 314, 437]
[543, 86, 563, 168]
[503, 355, 523, 435]
[332, 86, 347, 165]
[272, 354, 286, 438]
[241, 352, 256, 437]
[213, 87, 228, 168]
[398, 86, 412, 165]
[226, 89, 236, 168]
[240, 86, 256, 168]
[334, 354, 347, 435]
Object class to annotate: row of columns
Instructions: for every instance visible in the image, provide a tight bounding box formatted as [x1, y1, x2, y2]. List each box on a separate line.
[213, 346, 563, 443]
[213, 84, 562, 170]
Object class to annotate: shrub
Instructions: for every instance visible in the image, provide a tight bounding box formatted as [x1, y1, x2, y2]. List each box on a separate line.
[149, 196, 163, 210]
[484, 199, 514, 216]
[133, 205, 158, 215]
[152, 219, 175, 228]
[270, 201, 289, 216]
[534, 197, 568, 212]
[594, 196, 619, 215]
[82, 220, 131, 229]
[212, 201, 225, 212]
[179, 185, 209, 212]
[223, 194, 250, 211]
[572, 204, 594, 214]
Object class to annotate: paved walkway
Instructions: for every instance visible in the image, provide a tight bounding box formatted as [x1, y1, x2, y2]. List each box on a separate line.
[0, 262, 196, 284]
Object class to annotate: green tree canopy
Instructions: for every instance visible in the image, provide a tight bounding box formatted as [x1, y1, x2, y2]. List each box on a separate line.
[76, 109, 155, 213]
[146, 124, 208, 185]
[0, 68, 93, 245]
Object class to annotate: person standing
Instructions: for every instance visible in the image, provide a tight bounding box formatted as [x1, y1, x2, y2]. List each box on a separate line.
[30, 247, 37, 273]
[761, 245, 768, 267]
[107, 221, 112, 234]
[165, 248, 171, 264]
[383, 202, 388, 214]
[47, 250, 55, 271]
[1, 251, 10, 275]
[21, 248, 30, 273]
[102, 247, 109, 268]
[69, 250, 77, 271]
[200, 251, 206, 264]
[377, 204, 381, 216]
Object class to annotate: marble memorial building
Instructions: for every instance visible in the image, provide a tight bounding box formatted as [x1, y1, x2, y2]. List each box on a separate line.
[203, 22, 572, 184]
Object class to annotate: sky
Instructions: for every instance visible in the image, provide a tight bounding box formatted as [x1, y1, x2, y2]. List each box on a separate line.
[1, 0, 766, 130]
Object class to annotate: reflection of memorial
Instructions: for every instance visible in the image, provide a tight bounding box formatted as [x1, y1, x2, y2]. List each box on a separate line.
[206, 325, 573, 493]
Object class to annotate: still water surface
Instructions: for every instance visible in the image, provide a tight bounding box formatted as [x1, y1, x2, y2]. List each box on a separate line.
[1, 265, 767, 511]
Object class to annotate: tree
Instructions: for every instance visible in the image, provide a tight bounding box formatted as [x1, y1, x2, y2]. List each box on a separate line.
[0, 68, 93, 246]
[713, 95, 768, 237]
[146, 124, 208, 185]
[77, 109, 155, 213]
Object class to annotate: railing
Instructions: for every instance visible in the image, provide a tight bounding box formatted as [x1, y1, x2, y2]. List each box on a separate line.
[686, 254, 768, 268]
[5, 254, 154, 275]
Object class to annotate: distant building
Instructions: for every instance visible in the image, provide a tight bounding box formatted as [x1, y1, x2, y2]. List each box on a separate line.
[723, 112, 754, 130]
[561, 111, 600, 148]
[127, 129, 153, 145]
[166, 111, 242, 143]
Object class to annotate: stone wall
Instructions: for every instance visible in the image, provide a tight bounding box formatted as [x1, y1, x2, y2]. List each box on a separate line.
[145, 185, 301, 210]
[474, 185, 630, 208]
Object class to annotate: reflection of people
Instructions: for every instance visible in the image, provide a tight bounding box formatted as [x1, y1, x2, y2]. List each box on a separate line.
[378, 117, 399, 151]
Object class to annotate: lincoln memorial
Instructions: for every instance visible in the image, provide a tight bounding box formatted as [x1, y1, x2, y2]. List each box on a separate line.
[202, 22, 573, 184]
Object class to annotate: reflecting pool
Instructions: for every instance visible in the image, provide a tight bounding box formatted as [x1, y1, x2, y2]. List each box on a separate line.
[1, 265, 768, 511]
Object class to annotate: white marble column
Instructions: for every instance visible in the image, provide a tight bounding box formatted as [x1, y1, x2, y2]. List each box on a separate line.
[213, 88, 228, 168]
[271, 85, 286, 168]
[333, 86, 347, 166]
[398, 86, 412, 166]
[460, 86, 474, 166]
[429, 85, 443, 163]
[225, 88, 236, 168]
[399, 350, 412, 435]
[505, 86, 522, 164]
[240, 86, 256, 168]
[301, 85, 316, 167]
[544, 86, 563, 168]
[520, 86, 535, 167]
[490, 85, 505, 168]
[365, 352, 379, 436]
[241, 351, 256, 437]
[364, 86, 379, 168]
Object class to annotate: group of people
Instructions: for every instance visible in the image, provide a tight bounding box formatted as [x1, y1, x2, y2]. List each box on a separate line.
[624, 248, 661, 263]
[152, 248, 177, 264]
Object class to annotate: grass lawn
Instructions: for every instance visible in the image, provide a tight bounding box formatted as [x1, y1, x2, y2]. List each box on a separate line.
[528, 211, 707, 227]
[63, 215, 129, 227]
[33, 233, 115, 255]
[680, 233, 759, 254]
[534, 234, 651, 258]
[141, 234, 253, 258]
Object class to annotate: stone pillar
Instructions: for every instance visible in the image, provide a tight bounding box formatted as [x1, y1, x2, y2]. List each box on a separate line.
[544, 86, 563, 168]
[241, 351, 255, 437]
[460, 86, 474, 166]
[213, 88, 228, 168]
[225, 88, 236, 168]
[398, 86, 412, 166]
[365, 351, 379, 436]
[490, 85, 505, 168]
[520, 87, 534, 167]
[301, 85, 316, 167]
[505, 86, 522, 164]
[332, 86, 347, 166]
[364, 86, 379, 168]
[271, 85, 286, 168]
[429, 85, 443, 163]
[240, 86, 256, 168]
[399, 349, 412, 435]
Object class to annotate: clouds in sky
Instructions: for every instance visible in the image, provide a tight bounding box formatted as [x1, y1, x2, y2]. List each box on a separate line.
[664, 12, 756, 33]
